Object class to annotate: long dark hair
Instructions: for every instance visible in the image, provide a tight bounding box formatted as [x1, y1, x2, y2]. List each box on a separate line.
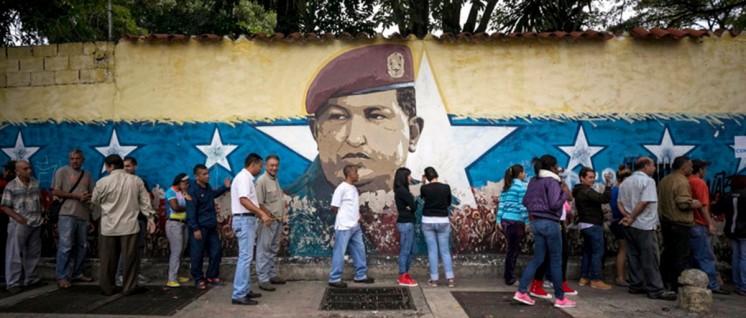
[532, 154, 558, 176]
[503, 164, 524, 191]
[393, 167, 411, 190]
[172, 173, 188, 187]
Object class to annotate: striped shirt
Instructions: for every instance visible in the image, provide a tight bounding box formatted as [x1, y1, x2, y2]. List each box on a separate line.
[1, 177, 42, 227]
[498, 179, 529, 224]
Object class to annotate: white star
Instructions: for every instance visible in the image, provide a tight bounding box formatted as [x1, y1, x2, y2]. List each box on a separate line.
[256, 53, 516, 207]
[643, 127, 695, 165]
[731, 145, 746, 173]
[2, 132, 40, 161]
[196, 128, 238, 172]
[96, 129, 138, 172]
[558, 126, 605, 171]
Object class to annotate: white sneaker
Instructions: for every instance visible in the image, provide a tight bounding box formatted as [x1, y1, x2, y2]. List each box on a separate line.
[115, 275, 123, 287]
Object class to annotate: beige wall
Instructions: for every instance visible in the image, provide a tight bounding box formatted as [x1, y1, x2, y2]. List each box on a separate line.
[1, 34, 744, 124]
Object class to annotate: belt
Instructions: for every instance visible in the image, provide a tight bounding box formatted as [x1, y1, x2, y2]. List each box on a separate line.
[168, 219, 186, 224]
[234, 213, 255, 217]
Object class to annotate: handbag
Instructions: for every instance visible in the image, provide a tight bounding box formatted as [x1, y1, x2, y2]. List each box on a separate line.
[49, 170, 85, 223]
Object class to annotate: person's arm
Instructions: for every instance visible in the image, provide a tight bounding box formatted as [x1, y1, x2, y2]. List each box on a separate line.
[1, 206, 26, 225]
[51, 170, 91, 202]
[497, 192, 507, 224]
[168, 198, 185, 212]
[404, 191, 418, 213]
[185, 188, 201, 239]
[214, 177, 232, 197]
[674, 181, 698, 210]
[583, 184, 612, 203]
[330, 185, 343, 214]
[547, 182, 569, 212]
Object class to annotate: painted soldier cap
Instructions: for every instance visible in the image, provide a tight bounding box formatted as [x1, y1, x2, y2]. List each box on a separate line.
[305, 44, 415, 114]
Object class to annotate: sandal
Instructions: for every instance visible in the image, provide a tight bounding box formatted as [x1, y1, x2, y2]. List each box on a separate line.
[448, 279, 456, 288]
[196, 281, 207, 290]
[72, 275, 93, 282]
[57, 279, 72, 289]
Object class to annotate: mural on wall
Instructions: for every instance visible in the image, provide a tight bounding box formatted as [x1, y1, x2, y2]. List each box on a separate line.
[1, 41, 745, 259]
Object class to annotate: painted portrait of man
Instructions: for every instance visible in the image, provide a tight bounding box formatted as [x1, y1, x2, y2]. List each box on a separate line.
[286, 44, 424, 256]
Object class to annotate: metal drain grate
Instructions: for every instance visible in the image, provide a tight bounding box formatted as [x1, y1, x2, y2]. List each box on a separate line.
[319, 287, 416, 311]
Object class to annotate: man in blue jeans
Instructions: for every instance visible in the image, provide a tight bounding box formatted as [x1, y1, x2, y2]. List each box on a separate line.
[230, 153, 272, 305]
[328, 165, 374, 288]
[688, 159, 730, 294]
[52, 149, 94, 289]
[186, 164, 231, 290]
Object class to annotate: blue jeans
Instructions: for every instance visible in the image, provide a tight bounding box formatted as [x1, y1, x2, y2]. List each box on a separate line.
[422, 222, 454, 280]
[232, 216, 256, 299]
[397, 223, 416, 275]
[56, 216, 88, 280]
[189, 225, 221, 284]
[580, 225, 605, 280]
[732, 239, 746, 292]
[689, 225, 720, 290]
[518, 218, 564, 299]
[329, 225, 368, 283]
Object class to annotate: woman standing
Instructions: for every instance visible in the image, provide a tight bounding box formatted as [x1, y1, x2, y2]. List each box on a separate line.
[165, 173, 191, 287]
[574, 166, 613, 290]
[514, 155, 576, 308]
[497, 164, 529, 286]
[420, 167, 455, 288]
[394, 168, 418, 287]
[609, 166, 632, 286]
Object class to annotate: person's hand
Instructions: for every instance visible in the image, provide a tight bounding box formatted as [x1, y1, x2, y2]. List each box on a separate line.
[496, 222, 503, 232]
[79, 191, 92, 202]
[147, 219, 156, 234]
[620, 216, 633, 227]
[224, 177, 232, 188]
[708, 223, 717, 236]
[561, 182, 570, 194]
[194, 230, 202, 240]
[691, 199, 703, 209]
[525, 224, 531, 233]
[261, 214, 273, 226]
[14, 215, 27, 226]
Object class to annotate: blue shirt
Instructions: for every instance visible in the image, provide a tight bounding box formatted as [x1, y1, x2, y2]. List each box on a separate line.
[186, 180, 229, 230]
[610, 186, 622, 220]
[498, 179, 529, 224]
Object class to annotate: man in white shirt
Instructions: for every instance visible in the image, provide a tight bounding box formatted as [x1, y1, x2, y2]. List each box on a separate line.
[328, 165, 374, 288]
[230, 153, 272, 305]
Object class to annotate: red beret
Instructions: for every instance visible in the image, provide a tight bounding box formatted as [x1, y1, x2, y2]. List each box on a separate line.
[306, 44, 414, 114]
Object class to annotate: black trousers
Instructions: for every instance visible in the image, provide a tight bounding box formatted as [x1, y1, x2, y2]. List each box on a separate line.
[660, 221, 691, 291]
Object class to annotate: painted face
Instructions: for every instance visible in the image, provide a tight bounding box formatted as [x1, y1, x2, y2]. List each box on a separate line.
[265, 158, 279, 177]
[580, 171, 596, 186]
[312, 90, 415, 192]
[124, 160, 137, 175]
[195, 169, 209, 184]
[68, 153, 84, 170]
[15, 161, 32, 178]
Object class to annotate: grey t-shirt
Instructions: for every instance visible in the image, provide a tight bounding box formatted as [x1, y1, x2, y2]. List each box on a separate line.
[52, 166, 94, 220]
[255, 173, 286, 219]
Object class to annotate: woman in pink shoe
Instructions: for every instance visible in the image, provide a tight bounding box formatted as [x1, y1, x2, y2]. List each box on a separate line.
[513, 155, 576, 308]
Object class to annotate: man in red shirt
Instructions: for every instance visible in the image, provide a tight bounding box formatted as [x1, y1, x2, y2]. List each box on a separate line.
[688, 159, 730, 294]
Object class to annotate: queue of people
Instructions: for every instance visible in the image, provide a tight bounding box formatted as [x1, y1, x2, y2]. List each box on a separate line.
[1, 152, 745, 310]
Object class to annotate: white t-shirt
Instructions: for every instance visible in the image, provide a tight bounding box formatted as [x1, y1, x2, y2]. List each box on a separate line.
[331, 182, 360, 230]
[231, 168, 258, 214]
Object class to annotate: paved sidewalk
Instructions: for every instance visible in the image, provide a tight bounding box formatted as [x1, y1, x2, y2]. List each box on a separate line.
[0, 277, 743, 317]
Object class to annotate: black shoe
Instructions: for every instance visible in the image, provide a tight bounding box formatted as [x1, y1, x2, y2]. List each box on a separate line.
[247, 291, 262, 299]
[628, 288, 647, 294]
[269, 277, 287, 284]
[712, 288, 732, 295]
[259, 282, 275, 291]
[328, 281, 347, 288]
[648, 291, 676, 301]
[353, 277, 375, 284]
[7, 286, 22, 294]
[232, 297, 258, 305]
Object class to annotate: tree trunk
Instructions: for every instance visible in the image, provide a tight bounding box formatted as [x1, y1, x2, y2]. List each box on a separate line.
[475, 0, 498, 33]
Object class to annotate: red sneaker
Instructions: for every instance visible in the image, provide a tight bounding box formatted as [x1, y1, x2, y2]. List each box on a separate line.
[562, 281, 578, 295]
[530, 279, 553, 299]
[398, 274, 417, 287]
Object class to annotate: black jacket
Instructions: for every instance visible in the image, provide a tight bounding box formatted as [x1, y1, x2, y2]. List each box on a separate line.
[394, 187, 417, 223]
[713, 189, 746, 239]
[573, 184, 611, 226]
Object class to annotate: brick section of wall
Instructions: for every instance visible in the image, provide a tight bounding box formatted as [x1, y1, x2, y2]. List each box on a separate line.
[1, 42, 113, 88]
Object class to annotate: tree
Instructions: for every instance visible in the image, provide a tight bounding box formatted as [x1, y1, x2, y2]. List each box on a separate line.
[611, 0, 746, 31]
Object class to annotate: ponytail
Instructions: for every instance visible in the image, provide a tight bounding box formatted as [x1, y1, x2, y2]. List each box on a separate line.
[503, 164, 525, 191]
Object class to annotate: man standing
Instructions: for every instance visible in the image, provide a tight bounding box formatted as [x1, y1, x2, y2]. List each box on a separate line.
[0, 160, 16, 285]
[328, 165, 374, 288]
[688, 159, 729, 294]
[91, 155, 156, 296]
[618, 157, 675, 300]
[52, 149, 94, 289]
[256, 155, 287, 291]
[187, 164, 231, 289]
[231, 153, 272, 305]
[1, 160, 45, 294]
[657, 156, 702, 292]
[115, 156, 150, 286]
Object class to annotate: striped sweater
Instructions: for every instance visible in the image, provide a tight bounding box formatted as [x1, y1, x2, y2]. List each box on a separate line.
[497, 179, 529, 224]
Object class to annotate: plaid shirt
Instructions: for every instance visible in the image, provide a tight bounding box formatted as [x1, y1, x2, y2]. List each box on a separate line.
[1, 177, 42, 227]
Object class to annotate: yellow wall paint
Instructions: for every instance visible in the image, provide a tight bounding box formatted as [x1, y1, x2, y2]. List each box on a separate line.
[1, 35, 744, 124]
